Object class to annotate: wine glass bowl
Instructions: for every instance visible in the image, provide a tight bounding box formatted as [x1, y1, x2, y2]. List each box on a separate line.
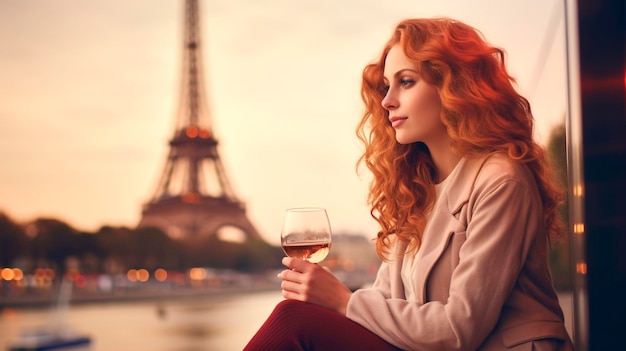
[281, 207, 332, 263]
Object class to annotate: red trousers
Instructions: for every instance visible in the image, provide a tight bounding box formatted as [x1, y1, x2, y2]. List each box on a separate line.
[243, 299, 403, 351]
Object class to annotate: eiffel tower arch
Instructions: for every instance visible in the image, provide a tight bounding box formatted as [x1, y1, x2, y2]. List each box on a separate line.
[138, 0, 262, 241]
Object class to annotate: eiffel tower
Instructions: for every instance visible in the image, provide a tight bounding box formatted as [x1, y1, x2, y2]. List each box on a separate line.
[138, 0, 261, 241]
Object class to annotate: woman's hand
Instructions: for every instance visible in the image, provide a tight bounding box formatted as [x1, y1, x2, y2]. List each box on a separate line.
[278, 257, 353, 315]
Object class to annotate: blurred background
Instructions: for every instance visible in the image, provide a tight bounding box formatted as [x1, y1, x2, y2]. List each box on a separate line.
[0, 0, 572, 350]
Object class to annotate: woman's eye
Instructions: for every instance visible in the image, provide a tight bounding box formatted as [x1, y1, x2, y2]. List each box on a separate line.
[379, 85, 390, 95]
[400, 78, 415, 87]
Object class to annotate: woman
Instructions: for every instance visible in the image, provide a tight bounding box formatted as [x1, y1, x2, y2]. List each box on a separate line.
[243, 17, 574, 351]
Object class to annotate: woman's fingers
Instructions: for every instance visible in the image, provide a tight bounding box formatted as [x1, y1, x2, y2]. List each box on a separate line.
[282, 256, 313, 272]
[278, 268, 303, 283]
[279, 271, 310, 301]
[281, 288, 302, 300]
[280, 279, 304, 294]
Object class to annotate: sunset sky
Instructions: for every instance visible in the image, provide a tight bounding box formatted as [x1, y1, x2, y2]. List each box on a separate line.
[0, 0, 568, 245]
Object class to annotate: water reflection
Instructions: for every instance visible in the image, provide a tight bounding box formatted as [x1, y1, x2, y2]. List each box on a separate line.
[1, 290, 283, 351]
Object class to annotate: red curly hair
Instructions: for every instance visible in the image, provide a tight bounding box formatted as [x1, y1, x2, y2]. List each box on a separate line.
[356, 18, 563, 259]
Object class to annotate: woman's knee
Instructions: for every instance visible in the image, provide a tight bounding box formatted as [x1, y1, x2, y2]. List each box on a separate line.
[269, 300, 332, 334]
[268, 300, 311, 328]
[275, 298, 305, 311]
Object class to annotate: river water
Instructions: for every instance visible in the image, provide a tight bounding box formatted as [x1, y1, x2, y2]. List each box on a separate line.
[0, 290, 573, 351]
[0, 289, 284, 351]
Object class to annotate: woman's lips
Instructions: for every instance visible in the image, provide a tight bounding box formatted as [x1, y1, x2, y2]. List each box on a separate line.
[389, 116, 408, 128]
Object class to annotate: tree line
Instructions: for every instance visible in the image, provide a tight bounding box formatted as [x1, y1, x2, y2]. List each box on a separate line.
[0, 214, 283, 276]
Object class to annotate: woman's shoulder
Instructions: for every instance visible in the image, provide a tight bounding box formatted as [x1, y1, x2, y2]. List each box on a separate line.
[481, 152, 532, 177]
[471, 152, 537, 190]
[442, 152, 537, 212]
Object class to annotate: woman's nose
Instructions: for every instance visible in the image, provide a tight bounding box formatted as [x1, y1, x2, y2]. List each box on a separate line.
[381, 90, 397, 110]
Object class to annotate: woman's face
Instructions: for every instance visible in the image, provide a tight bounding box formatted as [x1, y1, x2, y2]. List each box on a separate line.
[381, 45, 447, 146]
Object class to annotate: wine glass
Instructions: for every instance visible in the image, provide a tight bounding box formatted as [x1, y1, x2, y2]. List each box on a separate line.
[281, 207, 332, 263]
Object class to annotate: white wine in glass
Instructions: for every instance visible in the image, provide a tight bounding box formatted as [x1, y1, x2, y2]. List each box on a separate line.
[281, 207, 332, 263]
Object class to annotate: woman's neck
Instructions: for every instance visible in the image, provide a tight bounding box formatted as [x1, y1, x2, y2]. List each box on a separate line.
[428, 143, 461, 184]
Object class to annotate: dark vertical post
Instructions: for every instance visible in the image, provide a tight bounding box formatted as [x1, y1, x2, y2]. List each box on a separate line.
[567, 0, 625, 349]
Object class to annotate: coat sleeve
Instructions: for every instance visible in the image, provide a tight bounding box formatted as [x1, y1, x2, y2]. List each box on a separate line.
[370, 260, 392, 296]
[346, 173, 543, 351]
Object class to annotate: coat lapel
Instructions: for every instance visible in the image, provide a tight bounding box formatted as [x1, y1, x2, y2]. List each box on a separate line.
[413, 155, 492, 303]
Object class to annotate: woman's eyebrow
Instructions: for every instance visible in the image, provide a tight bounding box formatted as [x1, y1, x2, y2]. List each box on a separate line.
[383, 68, 419, 81]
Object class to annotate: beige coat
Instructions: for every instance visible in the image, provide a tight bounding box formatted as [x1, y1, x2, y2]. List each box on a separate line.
[347, 153, 574, 351]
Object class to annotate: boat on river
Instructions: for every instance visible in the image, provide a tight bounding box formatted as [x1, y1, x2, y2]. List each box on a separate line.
[7, 278, 92, 351]
[8, 329, 91, 351]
